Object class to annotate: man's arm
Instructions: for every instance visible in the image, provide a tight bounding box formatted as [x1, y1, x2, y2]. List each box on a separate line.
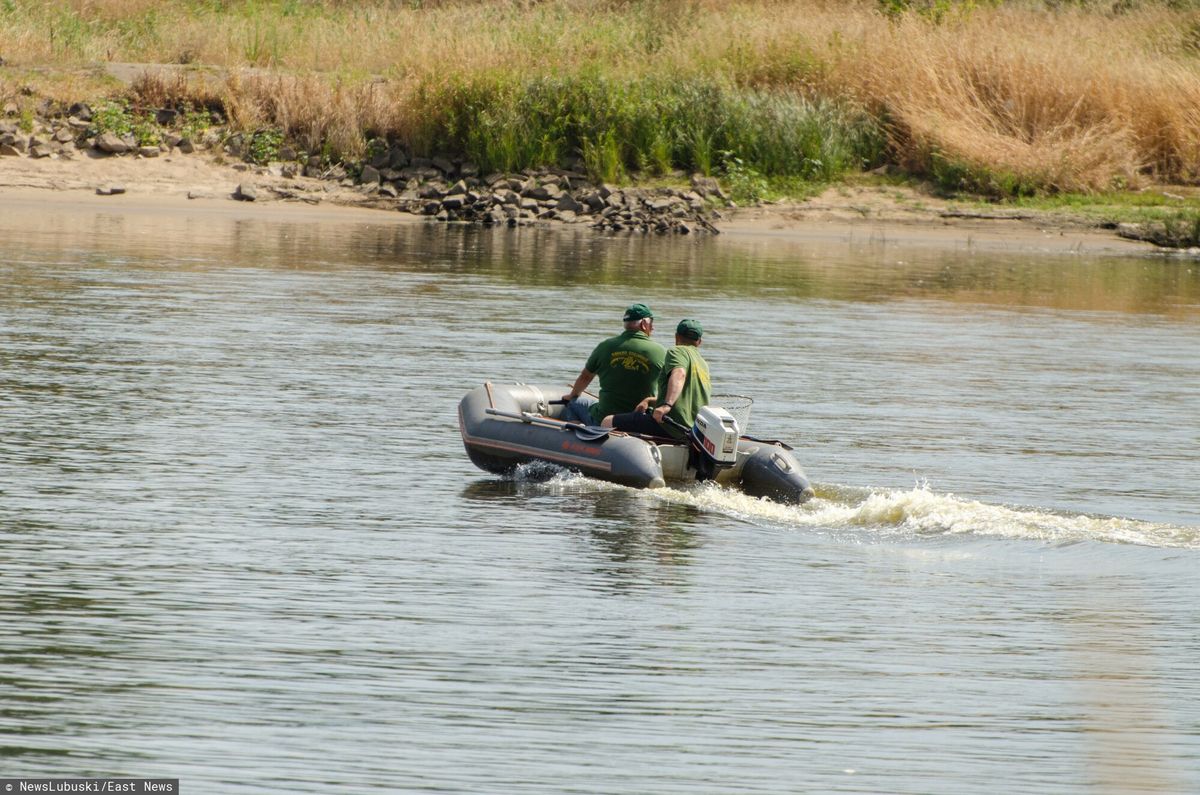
[652, 367, 686, 423]
[563, 369, 595, 402]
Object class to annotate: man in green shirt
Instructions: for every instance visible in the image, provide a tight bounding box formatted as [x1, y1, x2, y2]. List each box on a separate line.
[560, 303, 667, 426]
[603, 318, 711, 440]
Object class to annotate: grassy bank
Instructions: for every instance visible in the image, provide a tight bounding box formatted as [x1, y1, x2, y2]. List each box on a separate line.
[2, 0, 1200, 208]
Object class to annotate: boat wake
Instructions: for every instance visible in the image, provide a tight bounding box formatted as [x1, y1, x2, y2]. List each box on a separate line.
[672, 484, 1198, 549]
[512, 466, 1198, 550]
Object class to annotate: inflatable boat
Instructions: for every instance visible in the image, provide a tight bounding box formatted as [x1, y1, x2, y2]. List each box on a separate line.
[458, 382, 814, 504]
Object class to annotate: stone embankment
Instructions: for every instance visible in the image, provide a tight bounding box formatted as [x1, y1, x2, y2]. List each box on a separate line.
[1, 102, 197, 158]
[329, 156, 724, 234]
[1, 101, 727, 234]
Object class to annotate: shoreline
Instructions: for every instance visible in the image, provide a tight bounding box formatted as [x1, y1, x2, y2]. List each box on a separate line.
[0, 152, 1161, 256]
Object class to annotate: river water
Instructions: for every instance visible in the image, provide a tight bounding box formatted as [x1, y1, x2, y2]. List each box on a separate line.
[2, 203, 1198, 794]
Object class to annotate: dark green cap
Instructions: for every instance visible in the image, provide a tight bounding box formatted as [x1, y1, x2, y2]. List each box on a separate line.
[676, 318, 703, 340]
[623, 303, 655, 322]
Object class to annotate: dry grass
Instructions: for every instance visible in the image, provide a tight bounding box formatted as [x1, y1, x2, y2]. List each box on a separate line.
[2, 1, 1200, 191]
[821, 5, 1200, 191]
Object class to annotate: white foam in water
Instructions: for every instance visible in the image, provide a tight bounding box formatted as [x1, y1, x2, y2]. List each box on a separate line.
[642, 482, 1199, 550]
[509, 463, 628, 495]
[507, 460, 572, 482]
[507, 466, 1196, 549]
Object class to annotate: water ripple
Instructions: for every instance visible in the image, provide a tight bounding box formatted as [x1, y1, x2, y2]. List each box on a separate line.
[2, 217, 1197, 794]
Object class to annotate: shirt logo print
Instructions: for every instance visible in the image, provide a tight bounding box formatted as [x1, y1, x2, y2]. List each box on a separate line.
[610, 351, 651, 373]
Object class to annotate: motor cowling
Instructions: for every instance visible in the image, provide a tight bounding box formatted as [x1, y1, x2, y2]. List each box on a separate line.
[688, 406, 739, 481]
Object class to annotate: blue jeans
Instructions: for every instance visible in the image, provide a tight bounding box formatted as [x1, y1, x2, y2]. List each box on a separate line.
[561, 396, 597, 425]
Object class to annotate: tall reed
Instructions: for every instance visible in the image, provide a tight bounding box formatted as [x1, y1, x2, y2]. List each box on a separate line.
[2, 1, 1199, 192]
[405, 73, 883, 180]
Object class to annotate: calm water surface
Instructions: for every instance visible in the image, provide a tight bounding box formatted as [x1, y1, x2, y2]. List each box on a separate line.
[2, 205, 1199, 794]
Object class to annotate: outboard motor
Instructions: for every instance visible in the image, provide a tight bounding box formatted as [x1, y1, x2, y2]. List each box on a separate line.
[688, 406, 740, 482]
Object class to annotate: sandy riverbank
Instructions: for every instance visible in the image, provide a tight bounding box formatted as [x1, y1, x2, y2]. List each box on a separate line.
[0, 151, 1157, 256]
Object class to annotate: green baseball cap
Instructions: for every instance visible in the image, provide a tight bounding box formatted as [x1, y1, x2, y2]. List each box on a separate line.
[676, 318, 703, 340]
[623, 303, 655, 322]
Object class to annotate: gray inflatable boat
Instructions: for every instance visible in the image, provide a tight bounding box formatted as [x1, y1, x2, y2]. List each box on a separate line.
[458, 382, 814, 504]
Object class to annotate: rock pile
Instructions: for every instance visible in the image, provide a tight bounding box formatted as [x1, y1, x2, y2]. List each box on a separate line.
[343, 157, 723, 233]
[291, 142, 725, 233]
[0, 102, 196, 160]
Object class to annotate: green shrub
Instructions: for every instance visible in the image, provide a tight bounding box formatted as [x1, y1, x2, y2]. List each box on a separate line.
[88, 102, 163, 147]
[179, 107, 212, 142]
[720, 151, 768, 205]
[89, 101, 133, 138]
[246, 127, 283, 164]
[17, 106, 35, 133]
[132, 113, 161, 147]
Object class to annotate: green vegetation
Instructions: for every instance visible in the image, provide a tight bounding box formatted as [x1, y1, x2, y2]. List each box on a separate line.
[1000, 189, 1195, 223]
[88, 101, 134, 138]
[950, 188, 1200, 246]
[86, 100, 160, 146]
[1, 0, 1198, 237]
[131, 114, 160, 146]
[17, 105, 35, 134]
[179, 107, 213, 142]
[1159, 210, 1200, 246]
[421, 75, 882, 183]
[877, 0, 990, 22]
[720, 152, 769, 205]
[246, 127, 283, 165]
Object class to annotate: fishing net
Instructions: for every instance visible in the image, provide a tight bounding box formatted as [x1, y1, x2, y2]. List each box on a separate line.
[712, 394, 753, 434]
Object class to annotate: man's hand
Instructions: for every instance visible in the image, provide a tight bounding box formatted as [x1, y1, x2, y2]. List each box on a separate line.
[652, 404, 671, 423]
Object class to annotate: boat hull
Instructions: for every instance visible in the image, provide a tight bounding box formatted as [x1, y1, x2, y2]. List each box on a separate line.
[458, 383, 813, 503]
[458, 383, 665, 488]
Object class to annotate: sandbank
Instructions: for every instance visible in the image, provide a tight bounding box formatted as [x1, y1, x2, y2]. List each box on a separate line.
[0, 151, 1158, 256]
